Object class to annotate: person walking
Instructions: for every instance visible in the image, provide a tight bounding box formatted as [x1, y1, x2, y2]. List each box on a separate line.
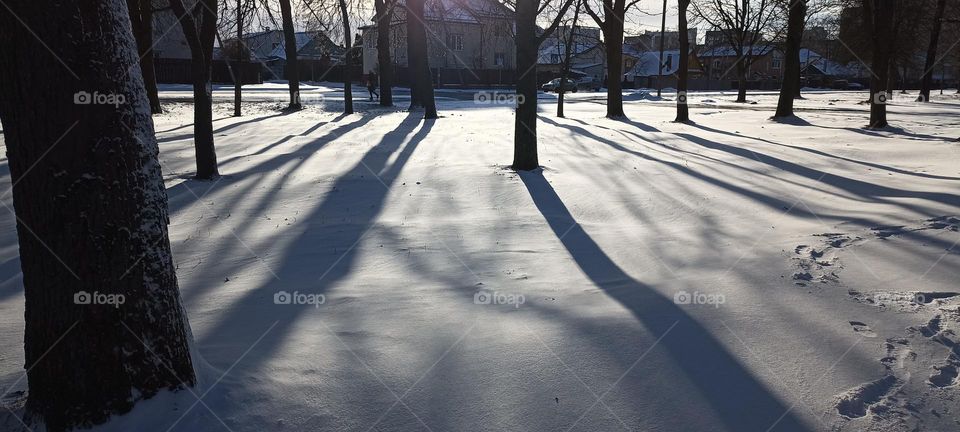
[367, 71, 379, 101]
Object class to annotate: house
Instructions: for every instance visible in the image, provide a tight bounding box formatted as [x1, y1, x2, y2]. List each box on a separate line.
[234, 29, 345, 81]
[697, 44, 781, 82]
[624, 29, 698, 52]
[359, 0, 515, 86]
[623, 49, 703, 89]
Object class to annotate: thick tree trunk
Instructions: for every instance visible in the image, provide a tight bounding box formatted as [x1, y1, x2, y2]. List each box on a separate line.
[513, 0, 539, 170]
[775, 0, 806, 118]
[170, 0, 220, 179]
[0, 2, 196, 431]
[406, 4, 422, 109]
[675, 0, 690, 123]
[375, 0, 394, 106]
[127, 0, 162, 114]
[604, 21, 625, 118]
[736, 59, 748, 102]
[340, 0, 354, 114]
[918, 0, 946, 102]
[279, 0, 301, 109]
[407, 0, 437, 118]
[868, 0, 893, 128]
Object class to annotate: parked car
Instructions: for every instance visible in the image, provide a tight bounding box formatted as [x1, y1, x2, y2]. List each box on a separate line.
[575, 77, 602, 92]
[830, 79, 850, 90]
[541, 78, 578, 93]
[846, 82, 865, 90]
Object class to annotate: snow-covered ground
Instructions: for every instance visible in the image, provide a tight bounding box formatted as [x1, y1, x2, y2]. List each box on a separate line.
[1, 88, 959, 431]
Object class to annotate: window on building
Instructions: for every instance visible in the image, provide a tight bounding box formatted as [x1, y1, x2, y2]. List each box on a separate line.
[772, 59, 782, 69]
[447, 34, 464, 51]
[494, 52, 505, 66]
[713, 59, 721, 69]
[550, 54, 560, 63]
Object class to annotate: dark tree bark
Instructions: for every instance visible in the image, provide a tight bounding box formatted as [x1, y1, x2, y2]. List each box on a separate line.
[735, 55, 748, 102]
[513, 0, 574, 170]
[584, 0, 627, 118]
[557, 0, 582, 118]
[0, 1, 196, 431]
[234, 0, 243, 116]
[675, 0, 691, 123]
[339, 0, 354, 114]
[127, 0, 162, 114]
[279, 0, 301, 109]
[170, 0, 220, 179]
[406, 0, 437, 118]
[918, 0, 947, 102]
[374, 0, 395, 106]
[774, 0, 807, 118]
[514, 0, 539, 169]
[406, 8, 422, 109]
[866, 0, 894, 128]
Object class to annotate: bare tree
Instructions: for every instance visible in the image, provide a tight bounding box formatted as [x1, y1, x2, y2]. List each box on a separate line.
[557, 0, 583, 118]
[918, 0, 947, 101]
[864, 0, 893, 128]
[693, 0, 784, 103]
[374, 0, 398, 106]
[676, 0, 692, 122]
[774, 0, 807, 118]
[339, 0, 355, 113]
[513, 0, 575, 170]
[583, 0, 638, 117]
[0, 1, 196, 430]
[170, 0, 221, 179]
[406, 0, 438, 118]
[279, 0, 302, 109]
[127, 0, 163, 113]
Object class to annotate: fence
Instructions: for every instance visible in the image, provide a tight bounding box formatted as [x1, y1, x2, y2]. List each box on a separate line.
[155, 58, 263, 85]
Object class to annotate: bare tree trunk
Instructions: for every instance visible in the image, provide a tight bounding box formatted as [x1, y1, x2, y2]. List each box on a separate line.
[775, 0, 806, 118]
[867, 0, 893, 128]
[736, 58, 748, 102]
[656, 0, 667, 97]
[514, 0, 539, 170]
[918, 0, 946, 102]
[407, 0, 437, 118]
[558, 0, 582, 118]
[234, 0, 243, 116]
[279, 0, 301, 109]
[374, 0, 394, 106]
[675, 0, 690, 122]
[406, 3, 422, 109]
[0, 2, 196, 431]
[340, 0, 354, 114]
[170, 0, 220, 179]
[604, 21, 625, 117]
[127, 0, 162, 114]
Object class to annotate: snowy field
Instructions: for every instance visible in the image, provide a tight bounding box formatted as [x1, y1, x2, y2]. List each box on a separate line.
[2, 88, 959, 431]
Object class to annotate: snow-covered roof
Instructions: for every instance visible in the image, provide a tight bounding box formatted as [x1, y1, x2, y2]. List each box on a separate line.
[266, 32, 316, 60]
[799, 48, 857, 76]
[624, 50, 684, 78]
[537, 43, 599, 64]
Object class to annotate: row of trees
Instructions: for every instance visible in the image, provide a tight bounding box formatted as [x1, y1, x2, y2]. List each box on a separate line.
[0, 1, 940, 430]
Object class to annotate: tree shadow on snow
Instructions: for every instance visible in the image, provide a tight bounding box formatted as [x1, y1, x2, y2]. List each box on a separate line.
[519, 170, 812, 432]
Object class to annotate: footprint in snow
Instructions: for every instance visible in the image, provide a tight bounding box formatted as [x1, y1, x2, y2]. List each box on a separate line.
[850, 321, 878, 338]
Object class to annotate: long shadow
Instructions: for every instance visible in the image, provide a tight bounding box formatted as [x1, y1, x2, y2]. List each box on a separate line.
[157, 110, 298, 143]
[519, 170, 811, 431]
[674, 132, 960, 209]
[194, 113, 432, 370]
[688, 123, 960, 181]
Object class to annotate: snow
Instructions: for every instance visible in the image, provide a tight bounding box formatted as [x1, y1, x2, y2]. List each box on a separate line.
[1, 87, 960, 432]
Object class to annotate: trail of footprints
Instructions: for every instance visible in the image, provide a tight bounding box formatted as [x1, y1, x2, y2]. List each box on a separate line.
[787, 217, 960, 425]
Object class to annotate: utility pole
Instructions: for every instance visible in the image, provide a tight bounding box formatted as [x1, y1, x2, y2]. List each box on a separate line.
[657, 0, 667, 97]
